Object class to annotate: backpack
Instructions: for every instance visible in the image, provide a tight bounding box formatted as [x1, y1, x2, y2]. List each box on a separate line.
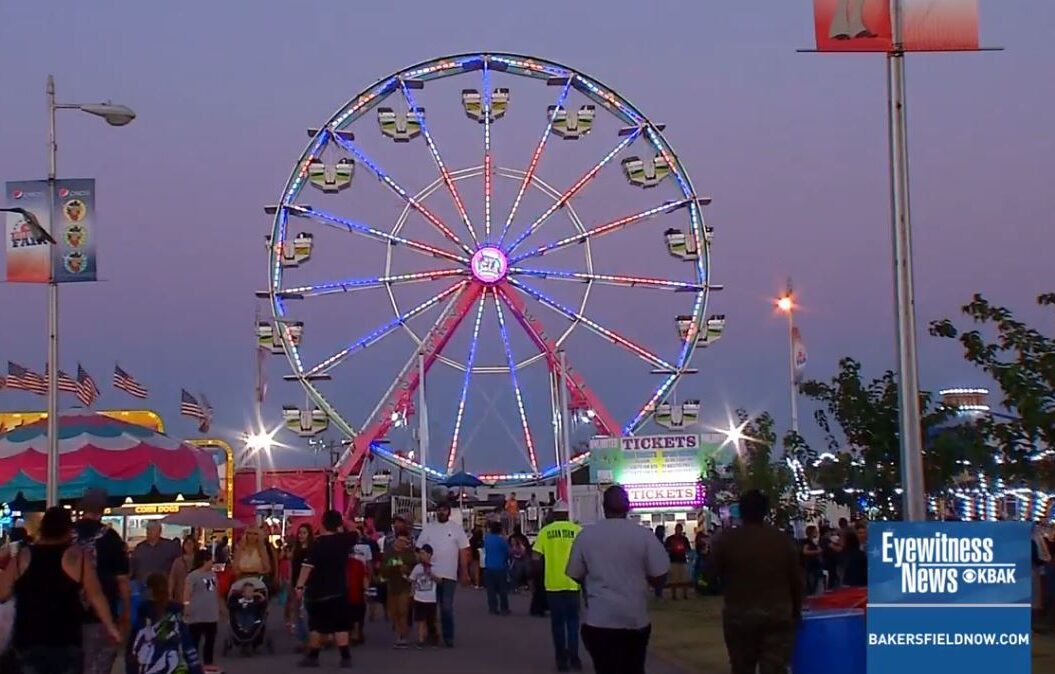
[130, 607, 201, 674]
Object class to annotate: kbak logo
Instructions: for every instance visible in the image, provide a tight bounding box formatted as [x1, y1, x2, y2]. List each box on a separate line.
[880, 531, 1014, 594]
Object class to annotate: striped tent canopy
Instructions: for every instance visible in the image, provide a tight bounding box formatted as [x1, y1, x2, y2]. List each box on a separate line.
[0, 410, 219, 504]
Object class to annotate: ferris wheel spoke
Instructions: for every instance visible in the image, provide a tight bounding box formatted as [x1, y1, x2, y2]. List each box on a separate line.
[283, 203, 468, 265]
[445, 293, 487, 472]
[493, 288, 541, 474]
[496, 77, 574, 248]
[284, 269, 469, 298]
[302, 280, 469, 378]
[509, 267, 707, 292]
[508, 198, 696, 264]
[508, 278, 676, 371]
[327, 131, 473, 255]
[505, 128, 643, 255]
[482, 60, 493, 240]
[398, 79, 479, 246]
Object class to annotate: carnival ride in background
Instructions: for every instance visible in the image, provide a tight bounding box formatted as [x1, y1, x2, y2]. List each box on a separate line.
[259, 53, 724, 499]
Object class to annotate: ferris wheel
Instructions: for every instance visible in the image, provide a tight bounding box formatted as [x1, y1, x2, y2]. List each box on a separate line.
[261, 53, 722, 488]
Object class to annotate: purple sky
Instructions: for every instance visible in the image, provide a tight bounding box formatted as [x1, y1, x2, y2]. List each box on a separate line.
[1, 2, 1052, 473]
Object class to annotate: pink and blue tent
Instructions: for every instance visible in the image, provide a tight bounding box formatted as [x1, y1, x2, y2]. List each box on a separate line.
[0, 410, 219, 504]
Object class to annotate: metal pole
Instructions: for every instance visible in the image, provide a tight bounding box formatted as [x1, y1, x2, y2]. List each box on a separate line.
[549, 368, 562, 475]
[45, 74, 60, 508]
[418, 352, 428, 527]
[787, 304, 800, 435]
[888, 0, 926, 521]
[558, 351, 574, 521]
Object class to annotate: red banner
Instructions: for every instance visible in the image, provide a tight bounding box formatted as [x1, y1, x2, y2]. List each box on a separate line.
[814, 0, 978, 52]
[233, 468, 330, 525]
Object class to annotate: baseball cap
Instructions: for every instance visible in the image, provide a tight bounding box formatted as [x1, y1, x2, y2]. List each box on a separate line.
[80, 487, 109, 514]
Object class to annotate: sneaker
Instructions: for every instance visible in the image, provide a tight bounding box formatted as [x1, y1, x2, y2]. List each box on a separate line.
[416, 642, 425, 650]
[444, 640, 454, 648]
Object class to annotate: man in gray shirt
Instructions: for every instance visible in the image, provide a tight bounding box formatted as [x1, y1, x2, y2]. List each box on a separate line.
[130, 521, 181, 584]
[566, 485, 669, 674]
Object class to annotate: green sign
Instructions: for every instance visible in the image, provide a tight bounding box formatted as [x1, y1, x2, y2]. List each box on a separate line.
[588, 433, 730, 484]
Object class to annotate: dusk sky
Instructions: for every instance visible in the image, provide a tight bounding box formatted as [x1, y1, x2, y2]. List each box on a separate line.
[1, 2, 1052, 474]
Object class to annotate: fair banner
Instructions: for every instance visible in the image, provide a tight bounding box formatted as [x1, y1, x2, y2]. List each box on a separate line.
[814, 0, 979, 52]
[51, 179, 97, 283]
[868, 522, 1032, 673]
[5, 181, 51, 283]
[5, 179, 97, 283]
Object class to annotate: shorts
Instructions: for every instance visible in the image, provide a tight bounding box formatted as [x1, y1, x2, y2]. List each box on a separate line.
[669, 562, 690, 585]
[388, 591, 411, 628]
[347, 601, 366, 625]
[306, 596, 350, 634]
[413, 600, 437, 623]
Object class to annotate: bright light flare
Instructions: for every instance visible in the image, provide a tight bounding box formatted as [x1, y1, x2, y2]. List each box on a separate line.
[777, 295, 794, 313]
[244, 427, 280, 454]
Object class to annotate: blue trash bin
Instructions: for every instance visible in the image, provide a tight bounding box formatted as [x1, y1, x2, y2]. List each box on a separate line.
[791, 609, 866, 674]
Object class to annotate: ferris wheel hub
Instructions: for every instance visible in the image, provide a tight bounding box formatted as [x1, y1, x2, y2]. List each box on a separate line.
[470, 245, 509, 284]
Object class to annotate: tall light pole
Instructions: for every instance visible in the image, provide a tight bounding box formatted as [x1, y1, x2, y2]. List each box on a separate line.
[417, 352, 429, 527]
[776, 282, 799, 435]
[43, 75, 135, 506]
[887, 0, 926, 522]
[558, 350, 574, 522]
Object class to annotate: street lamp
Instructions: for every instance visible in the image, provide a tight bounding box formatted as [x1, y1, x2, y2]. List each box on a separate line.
[244, 428, 277, 493]
[776, 281, 799, 435]
[41, 75, 135, 507]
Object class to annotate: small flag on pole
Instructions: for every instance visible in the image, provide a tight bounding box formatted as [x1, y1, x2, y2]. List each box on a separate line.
[180, 389, 206, 422]
[56, 368, 81, 395]
[7, 362, 46, 395]
[792, 326, 808, 383]
[113, 364, 148, 399]
[198, 393, 213, 434]
[76, 364, 100, 407]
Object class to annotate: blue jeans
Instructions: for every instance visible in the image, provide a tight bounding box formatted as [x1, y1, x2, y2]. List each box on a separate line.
[484, 568, 510, 614]
[547, 591, 580, 665]
[436, 578, 457, 644]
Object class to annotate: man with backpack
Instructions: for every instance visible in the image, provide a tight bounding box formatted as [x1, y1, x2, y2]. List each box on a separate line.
[73, 488, 131, 674]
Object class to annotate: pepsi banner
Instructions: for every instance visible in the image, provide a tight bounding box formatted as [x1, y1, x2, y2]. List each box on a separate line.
[5, 179, 97, 283]
[868, 522, 1032, 673]
[813, 0, 979, 52]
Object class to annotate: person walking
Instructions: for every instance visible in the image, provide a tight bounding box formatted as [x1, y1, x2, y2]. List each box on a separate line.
[170, 536, 199, 604]
[664, 523, 692, 600]
[288, 524, 313, 650]
[131, 521, 181, 586]
[295, 510, 356, 668]
[416, 502, 470, 647]
[0, 506, 120, 674]
[232, 527, 271, 579]
[712, 490, 804, 674]
[482, 520, 510, 615]
[409, 545, 439, 649]
[183, 550, 223, 672]
[566, 486, 669, 674]
[533, 501, 582, 672]
[74, 487, 131, 674]
[380, 533, 417, 648]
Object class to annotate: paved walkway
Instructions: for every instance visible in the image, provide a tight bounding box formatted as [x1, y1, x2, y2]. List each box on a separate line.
[217, 589, 686, 674]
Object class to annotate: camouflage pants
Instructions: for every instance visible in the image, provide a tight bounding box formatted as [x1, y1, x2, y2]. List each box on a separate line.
[82, 623, 119, 674]
[722, 614, 795, 674]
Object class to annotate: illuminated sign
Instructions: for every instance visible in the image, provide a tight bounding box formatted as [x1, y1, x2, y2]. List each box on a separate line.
[470, 246, 508, 284]
[589, 433, 728, 485]
[626, 481, 705, 510]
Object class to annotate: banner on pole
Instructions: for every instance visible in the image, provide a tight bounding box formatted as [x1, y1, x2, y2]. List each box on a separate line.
[51, 179, 97, 283]
[5, 181, 51, 283]
[5, 179, 98, 283]
[813, 0, 979, 52]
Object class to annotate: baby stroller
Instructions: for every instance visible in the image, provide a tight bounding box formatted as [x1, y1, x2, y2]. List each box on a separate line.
[222, 576, 274, 657]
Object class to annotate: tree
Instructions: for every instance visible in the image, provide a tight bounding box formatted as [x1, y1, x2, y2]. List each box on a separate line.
[930, 293, 1055, 495]
[797, 357, 984, 519]
[728, 410, 805, 527]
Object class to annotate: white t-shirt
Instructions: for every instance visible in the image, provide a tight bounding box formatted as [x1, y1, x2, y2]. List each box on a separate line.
[416, 520, 469, 581]
[566, 518, 670, 630]
[409, 563, 437, 603]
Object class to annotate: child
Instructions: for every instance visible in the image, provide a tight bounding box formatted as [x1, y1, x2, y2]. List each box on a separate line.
[408, 544, 438, 649]
[346, 543, 370, 645]
[129, 572, 203, 674]
[183, 550, 223, 672]
[380, 534, 417, 648]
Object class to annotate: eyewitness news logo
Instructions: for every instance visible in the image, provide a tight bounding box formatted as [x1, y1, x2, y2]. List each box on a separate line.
[868, 522, 1032, 674]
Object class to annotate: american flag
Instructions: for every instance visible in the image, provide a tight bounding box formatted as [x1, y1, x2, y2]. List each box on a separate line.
[198, 393, 214, 434]
[113, 364, 148, 399]
[7, 362, 46, 395]
[56, 368, 81, 395]
[77, 363, 100, 407]
[180, 389, 206, 421]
